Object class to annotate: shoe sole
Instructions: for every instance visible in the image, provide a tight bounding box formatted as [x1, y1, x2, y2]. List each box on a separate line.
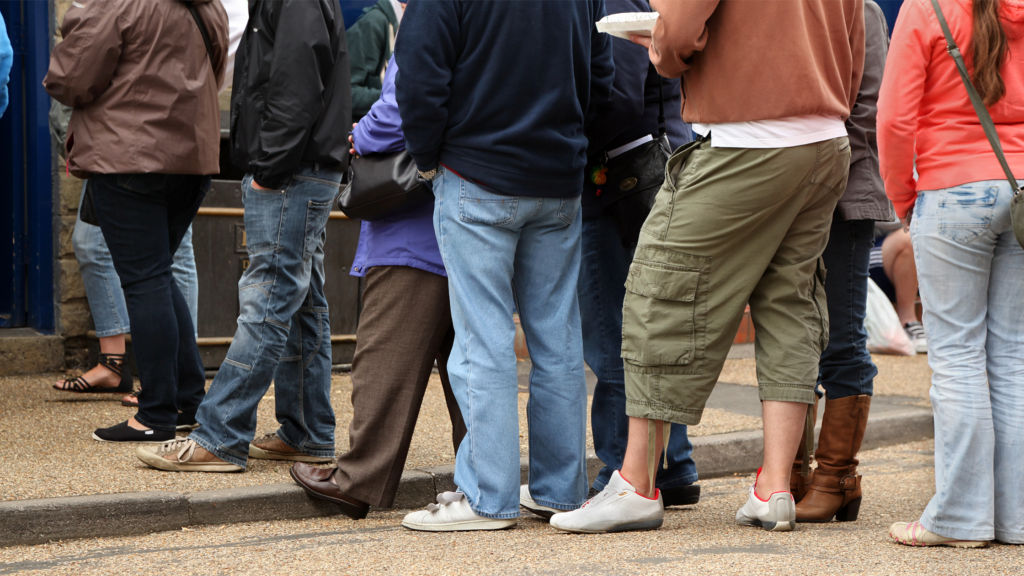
[135, 447, 243, 472]
[92, 433, 174, 444]
[401, 519, 517, 532]
[551, 518, 664, 534]
[891, 535, 988, 548]
[249, 444, 334, 463]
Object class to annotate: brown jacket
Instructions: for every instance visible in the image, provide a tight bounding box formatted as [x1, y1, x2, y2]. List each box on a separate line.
[43, 0, 228, 178]
[649, 0, 865, 124]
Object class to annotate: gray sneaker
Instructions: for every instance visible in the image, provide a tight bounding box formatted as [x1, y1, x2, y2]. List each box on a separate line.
[735, 470, 795, 532]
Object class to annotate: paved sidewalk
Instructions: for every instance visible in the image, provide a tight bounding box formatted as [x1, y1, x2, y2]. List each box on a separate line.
[3, 440, 1022, 576]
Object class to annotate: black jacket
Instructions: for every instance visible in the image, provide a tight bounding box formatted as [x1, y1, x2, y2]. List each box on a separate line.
[229, 0, 351, 189]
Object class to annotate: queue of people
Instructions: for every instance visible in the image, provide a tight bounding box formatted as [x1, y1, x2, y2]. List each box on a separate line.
[40, 0, 1022, 549]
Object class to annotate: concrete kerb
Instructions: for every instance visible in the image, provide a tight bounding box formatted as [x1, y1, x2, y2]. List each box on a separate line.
[0, 407, 933, 547]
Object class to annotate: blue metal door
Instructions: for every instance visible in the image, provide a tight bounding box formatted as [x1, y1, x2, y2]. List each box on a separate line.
[0, 0, 54, 332]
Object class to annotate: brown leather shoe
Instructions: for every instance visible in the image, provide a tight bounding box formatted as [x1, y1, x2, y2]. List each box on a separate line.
[796, 395, 871, 523]
[290, 462, 370, 520]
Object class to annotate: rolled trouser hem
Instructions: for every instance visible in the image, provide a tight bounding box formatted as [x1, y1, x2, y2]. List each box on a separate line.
[187, 432, 249, 469]
[921, 515, 994, 542]
[625, 399, 704, 426]
[469, 507, 520, 520]
[94, 327, 131, 338]
[758, 382, 817, 405]
[275, 428, 335, 459]
[995, 531, 1024, 545]
[532, 497, 586, 511]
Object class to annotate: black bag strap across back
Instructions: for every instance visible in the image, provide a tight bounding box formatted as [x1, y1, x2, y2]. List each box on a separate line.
[185, 1, 216, 64]
[929, 0, 1020, 196]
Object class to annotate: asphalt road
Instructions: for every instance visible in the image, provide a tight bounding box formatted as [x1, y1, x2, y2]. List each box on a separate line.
[2, 439, 1021, 576]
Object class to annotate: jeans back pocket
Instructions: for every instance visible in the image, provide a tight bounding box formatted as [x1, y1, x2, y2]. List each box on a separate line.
[939, 184, 998, 245]
[458, 181, 518, 226]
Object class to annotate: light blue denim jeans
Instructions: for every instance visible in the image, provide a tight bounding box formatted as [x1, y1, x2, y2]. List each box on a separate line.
[434, 168, 589, 519]
[73, 182, 199, 338]
[190, 167, 340, 468]
[911, 180, 1024, 544]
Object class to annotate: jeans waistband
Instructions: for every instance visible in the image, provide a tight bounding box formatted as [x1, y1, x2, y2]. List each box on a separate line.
[296, 162, 344, 181]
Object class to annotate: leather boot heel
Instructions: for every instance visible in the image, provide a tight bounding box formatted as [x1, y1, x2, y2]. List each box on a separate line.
[834, 496, 862, 522]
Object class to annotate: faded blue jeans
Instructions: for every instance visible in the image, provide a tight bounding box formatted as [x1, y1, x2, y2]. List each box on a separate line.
[191, 167, 340, 468]
[434, 168, 589, 519]
[74, 182, 199, 337]
[579, 214, 698, 492]
[911, 180, 1024, 544]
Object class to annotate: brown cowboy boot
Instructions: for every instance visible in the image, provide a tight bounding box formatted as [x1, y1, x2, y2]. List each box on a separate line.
[790, 397, 818, 501]
[796, 394, 871, 522]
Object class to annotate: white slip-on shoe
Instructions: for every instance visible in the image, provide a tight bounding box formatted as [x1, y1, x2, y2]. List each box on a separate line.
[735, 468, 796, 532]
[549, 471, 664, 534]
[519, 485, 563, 520]
[402, 492, 517, 532]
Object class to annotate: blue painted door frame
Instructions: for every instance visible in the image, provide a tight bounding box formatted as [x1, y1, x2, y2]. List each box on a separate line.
[0, 0, 54, 332]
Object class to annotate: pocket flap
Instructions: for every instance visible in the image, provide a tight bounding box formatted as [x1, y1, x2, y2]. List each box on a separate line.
[625, 264, 699, 302]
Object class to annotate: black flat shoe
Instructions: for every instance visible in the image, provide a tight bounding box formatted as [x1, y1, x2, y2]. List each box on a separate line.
[176, 412, 200, 431]
[55, 353, 134, 394]
[662, 483, 701, 507]
[92, 421, 175, 444]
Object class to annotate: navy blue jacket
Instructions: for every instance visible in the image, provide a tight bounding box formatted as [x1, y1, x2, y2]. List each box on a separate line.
[394, 0, 614, 198]
[582, 0, 691, 218]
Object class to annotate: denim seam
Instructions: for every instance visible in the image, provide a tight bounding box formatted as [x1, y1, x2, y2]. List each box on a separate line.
[532, 497, 585, 511]
[93, 327, 131, 338]
[223, 358, 252, 371]
[266, 317, 290, 331]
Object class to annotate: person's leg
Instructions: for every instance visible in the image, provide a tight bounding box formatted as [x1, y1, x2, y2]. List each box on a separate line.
[882, 229, 919, 325]
[171, 225, 199, 337]
[329, 266, 456, 507]
[188, 169, 341, 468]
[436, 325, 467, 454]
[579, 214, 696, 493]
[911, 183, 998, 543]
[987, 218, 1024, 545]
[272, 222, 335, 459]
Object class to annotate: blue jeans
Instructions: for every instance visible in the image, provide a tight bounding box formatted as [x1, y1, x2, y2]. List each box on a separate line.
[434, 168, 589, 519]
[817, 217, 877, 399]
[74, 182, 199, 338]
[911, 180, 1024, 544]
[90, 174, 209, 431]
[579, 215, 698, 491]
[191, 167, 340, 468]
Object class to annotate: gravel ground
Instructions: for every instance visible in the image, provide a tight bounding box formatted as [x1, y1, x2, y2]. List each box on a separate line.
[1, 371, 760, 502]
[719, 354, 933, 403]
[2, 439, 1020, 576]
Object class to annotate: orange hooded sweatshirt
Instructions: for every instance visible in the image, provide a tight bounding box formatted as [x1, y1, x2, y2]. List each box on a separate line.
[877, 0, 1024, 218]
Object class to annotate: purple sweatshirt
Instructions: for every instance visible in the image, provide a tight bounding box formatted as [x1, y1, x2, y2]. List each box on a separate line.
[349, 56, 446, 278]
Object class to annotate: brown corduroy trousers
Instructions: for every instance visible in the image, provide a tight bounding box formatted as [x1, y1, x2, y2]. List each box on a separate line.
[333, 265, 466, 508]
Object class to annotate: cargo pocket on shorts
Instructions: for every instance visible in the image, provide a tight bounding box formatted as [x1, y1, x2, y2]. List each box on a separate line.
[621, 258, 705, 367]
[812, 257, 829, 352]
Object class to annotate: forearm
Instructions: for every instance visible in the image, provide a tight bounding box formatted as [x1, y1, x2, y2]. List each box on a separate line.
[647, 0, 719, 78]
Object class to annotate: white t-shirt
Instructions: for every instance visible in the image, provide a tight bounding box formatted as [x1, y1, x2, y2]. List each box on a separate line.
[692, 114, 847, 149]
[220, 0, 249, 93]
[390, 0, 405, 27]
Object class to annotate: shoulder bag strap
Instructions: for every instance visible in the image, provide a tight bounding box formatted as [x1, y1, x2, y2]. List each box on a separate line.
[186, 1, 215, 64]
[929, 0, 1020, 195]
[657, 74, 666, 138]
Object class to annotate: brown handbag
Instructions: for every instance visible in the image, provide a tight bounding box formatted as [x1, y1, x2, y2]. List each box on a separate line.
[930, 0, 1023, 248]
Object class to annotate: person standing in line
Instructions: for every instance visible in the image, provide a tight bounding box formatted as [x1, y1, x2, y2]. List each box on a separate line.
[43, 0, 228, 443]
[290, 52, 467, 520]
[393, 0, 613, 531]
[551, 0, 864, 534]
[136, 0, 352, 472]
[880, 0, 1024, 548]
[792, 0, 895, 523]
[347, 0, 405, 121]
[563, 0, 701, 517]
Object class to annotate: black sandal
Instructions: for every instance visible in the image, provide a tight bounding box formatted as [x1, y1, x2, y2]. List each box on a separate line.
[54, 353, 134, 394]
[121, 389, 140, 407]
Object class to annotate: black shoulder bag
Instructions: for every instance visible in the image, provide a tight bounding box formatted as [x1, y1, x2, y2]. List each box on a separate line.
[930, 0, 1023, 249]
[597, 75, 673, 249]
[337, 150, 435, 221]
[79, 1, 215, 226]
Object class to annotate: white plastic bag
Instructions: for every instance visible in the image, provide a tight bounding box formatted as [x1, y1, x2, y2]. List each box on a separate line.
[864, 278, 915, 356]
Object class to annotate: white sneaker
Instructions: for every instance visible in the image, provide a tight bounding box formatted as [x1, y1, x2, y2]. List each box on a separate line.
[401, 492, 517, 532]
[520, 485, 562, 520]
[904, 321, 928, 354]
[735, 468, 796, 532]
[549, 471, 664, 534]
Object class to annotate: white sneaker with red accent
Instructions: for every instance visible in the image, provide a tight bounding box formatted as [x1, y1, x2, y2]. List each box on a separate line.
[735, 468, 796, 532]
[548, 471, 663, 534]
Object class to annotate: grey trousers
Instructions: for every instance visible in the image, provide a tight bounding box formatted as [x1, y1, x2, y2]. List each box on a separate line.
[333, 265, 466, 508]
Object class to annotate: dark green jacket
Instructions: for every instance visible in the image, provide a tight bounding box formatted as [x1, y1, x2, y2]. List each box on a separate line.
[348, 0, 398, 119]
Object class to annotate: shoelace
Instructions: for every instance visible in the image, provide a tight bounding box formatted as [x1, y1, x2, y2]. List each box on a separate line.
[252, 432, 278, 445]
[426, 491, 464, 512]
[156, 439, 198, 462]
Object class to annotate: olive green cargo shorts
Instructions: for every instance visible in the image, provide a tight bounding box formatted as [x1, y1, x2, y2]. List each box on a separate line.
[622, 137, 851, 425]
